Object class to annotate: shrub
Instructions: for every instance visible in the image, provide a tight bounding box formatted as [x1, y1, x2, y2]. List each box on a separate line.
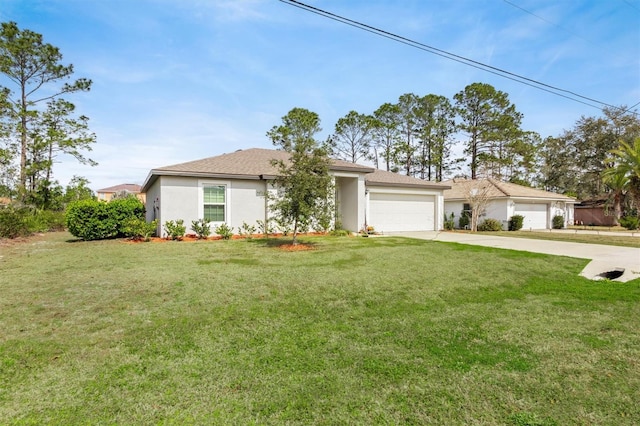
[508, 214, 524, 231]
[0, 206, 30, 238]
[66, 199, 118, 240]
[552, 215, 564, 229]
[458, 212, 470, 229]
[238, 221, 257, 239]
[329, 229, 350, 237]
[66, 196, 145, 241]
[108, 196, 145, 236]
[191, 218, 211, 239]
[164, 219, 186, 240]
[256, 219, 276, 237]
[477, 218, 503, 231]
[444, 212, 455, 230]
[215, 223, 234, 240]
[619, 215, 639, 230]
[123, 218, 157, 241]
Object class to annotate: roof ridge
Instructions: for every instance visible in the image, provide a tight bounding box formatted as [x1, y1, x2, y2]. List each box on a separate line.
[487, 178, 510, 197]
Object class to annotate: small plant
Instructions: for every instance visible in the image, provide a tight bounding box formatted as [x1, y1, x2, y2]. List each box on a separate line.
[0, 206, 30, 239]
[443, 212, 455, 230]
[214, 223, 234, 240]
[458, 211, 470, 229]
[191, 218, 211, 239]
[477, 218, 503, 231]
[329, 228, 350, 237]
[163, 219, 186, 240]
[123, 218, 157, 241]
[238, 221, 257, 239]
[619, 215, 639, 230]
[552, 215, 564, 229]
[256, 219, 275, 238]
[508, 214, 524, 231]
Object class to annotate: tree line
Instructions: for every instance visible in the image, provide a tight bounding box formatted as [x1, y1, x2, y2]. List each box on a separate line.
[0, 21, 96, 209]
[1, 19, 639, 220]
[328, 84, 640, 205]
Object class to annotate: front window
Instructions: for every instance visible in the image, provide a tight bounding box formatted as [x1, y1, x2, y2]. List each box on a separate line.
[203, 185, 225, 222]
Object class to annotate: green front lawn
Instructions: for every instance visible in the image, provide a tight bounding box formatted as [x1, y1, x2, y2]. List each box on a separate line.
[1, 233, 639, 425]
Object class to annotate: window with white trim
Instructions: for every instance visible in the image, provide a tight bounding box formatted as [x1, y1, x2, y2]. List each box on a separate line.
[203, 185, 226, 222]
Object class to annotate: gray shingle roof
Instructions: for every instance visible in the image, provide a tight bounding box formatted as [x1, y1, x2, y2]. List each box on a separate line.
[366, 169, 451, 189]
[141, 148, 449, 191]
[442, 178, 576, 202]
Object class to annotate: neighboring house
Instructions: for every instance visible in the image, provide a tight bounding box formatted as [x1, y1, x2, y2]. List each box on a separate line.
[574, 198, 616, 226]
[443, 178, 576, 230]
[141, 148, 451, 236]
[96, 184, 145, 203]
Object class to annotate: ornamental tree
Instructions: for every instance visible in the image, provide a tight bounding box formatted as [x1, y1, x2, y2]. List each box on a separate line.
[267, 107, 333, 245]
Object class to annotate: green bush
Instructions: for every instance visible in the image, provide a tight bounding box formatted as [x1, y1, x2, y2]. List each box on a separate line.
[238, 221, 257, 239]
[66, 197, 146, 241]
[215, 223, 234, 240]
[478, 218, 503, 231]
[619, 215, 639, 230]
[123, 218, 158, 241]
[163, 219, 186, 240]
[458, 211, 470, 229]
[444, 212, 455, 230]
[66, 199, 117, 240]
[0, 207, 67, 239]
[191, 218, 211, 239]
[107, 196, 145, 236]
[508, 214, 524, 231]
[552, 215, 564, 229]
[0, 206, 31, 238]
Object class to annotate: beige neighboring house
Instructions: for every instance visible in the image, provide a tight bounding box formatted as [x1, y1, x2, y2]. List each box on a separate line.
[443, 178, 576, 230]
[96, 184, 145, 203]
[141, 148, 451, 236]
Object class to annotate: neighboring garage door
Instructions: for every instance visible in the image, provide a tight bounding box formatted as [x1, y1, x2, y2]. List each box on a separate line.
[369, 192, 435, 232]
[515, 203, 548, 229]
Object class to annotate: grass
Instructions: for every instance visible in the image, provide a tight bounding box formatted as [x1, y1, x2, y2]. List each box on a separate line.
[475, 230, 640, 248]
[1, 232, 639, 425]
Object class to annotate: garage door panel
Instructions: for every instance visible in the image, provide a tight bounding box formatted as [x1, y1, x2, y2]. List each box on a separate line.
[514, 203, 548, 229]
[369, 192, 435, 232]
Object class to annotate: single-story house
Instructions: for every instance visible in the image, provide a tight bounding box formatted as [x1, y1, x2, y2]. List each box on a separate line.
[140, 148, 451, 236]
[573, 198, 617, 227]
[442, 178, 576, 230]
[97, 183, 145, 203]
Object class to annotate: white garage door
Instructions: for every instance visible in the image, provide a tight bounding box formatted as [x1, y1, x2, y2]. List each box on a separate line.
[369, 192, 435, 232]
[514, 203, 548, 229]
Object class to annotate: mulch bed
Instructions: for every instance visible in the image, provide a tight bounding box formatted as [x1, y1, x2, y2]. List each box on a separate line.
[125, 233, 323, 251]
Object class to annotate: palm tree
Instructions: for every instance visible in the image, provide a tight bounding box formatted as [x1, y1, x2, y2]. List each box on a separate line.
[602, 166, 629, 225]
[606, 137, 640, 212]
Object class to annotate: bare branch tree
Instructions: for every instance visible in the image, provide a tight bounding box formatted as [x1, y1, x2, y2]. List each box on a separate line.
[459, 178, 493, 232]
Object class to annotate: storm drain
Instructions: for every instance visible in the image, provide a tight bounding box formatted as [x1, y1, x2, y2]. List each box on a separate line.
[595, 268, 625, 280]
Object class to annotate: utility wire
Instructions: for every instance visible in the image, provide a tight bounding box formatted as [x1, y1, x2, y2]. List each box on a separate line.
[279, 0, 637, 115]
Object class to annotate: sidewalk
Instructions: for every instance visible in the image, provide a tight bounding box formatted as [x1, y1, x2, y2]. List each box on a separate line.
[393, 231, 640, 283]
[525, 228, 640, 237]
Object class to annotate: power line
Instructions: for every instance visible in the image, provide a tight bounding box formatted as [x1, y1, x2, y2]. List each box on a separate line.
[279, 0, 637, 116]
[502, 0, 592, 45]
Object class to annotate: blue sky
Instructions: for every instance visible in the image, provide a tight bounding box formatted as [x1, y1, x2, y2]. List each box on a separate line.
[1, 0, 639, 191]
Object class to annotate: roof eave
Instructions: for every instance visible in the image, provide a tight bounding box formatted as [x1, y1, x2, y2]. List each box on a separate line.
[141, 169, 264, 193]
[367, 181, 451, 190]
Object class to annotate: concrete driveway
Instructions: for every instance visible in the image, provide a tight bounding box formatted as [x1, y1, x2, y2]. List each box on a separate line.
[392, 231, 640, 282]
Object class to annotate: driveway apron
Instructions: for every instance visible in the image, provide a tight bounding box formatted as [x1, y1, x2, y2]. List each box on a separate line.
[392, 231, 640, 283]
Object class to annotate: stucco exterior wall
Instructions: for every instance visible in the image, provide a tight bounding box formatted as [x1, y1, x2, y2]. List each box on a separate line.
[335, 173, 364, 232]
[445, 199, 509, 229]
